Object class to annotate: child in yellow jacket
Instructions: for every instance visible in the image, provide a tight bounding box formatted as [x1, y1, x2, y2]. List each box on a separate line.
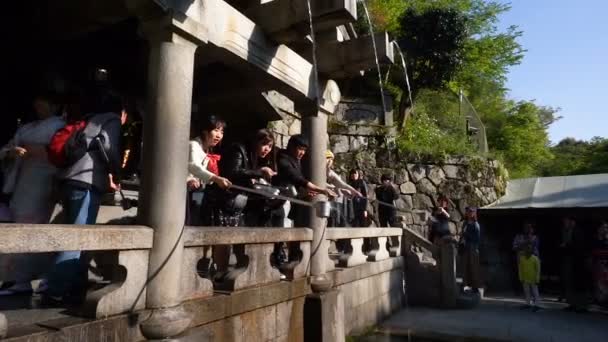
[519, 243, 541, 311]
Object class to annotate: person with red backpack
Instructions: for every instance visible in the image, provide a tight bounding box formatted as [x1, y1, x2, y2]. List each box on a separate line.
[44, 88, 125, 303]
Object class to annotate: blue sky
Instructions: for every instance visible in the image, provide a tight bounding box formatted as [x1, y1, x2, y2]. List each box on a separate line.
[498, 0, 608, 143]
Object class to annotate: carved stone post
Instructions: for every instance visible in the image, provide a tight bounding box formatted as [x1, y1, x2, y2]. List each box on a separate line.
[440, 239, 458, 308]
[0, 312, 7, 339]
[136, 21, 201, 338]
[301, 80, 341, 292]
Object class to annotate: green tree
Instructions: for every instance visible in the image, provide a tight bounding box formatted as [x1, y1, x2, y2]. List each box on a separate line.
[540, 137, 608, 176]
[491, 101, 553, 178]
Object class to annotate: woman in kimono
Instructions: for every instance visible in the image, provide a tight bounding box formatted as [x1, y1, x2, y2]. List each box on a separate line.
[0, 94, 65, 295]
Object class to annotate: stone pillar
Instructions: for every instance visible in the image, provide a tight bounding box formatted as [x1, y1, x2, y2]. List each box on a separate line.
[137, 31, 196, 338]
[440, 240, 458, 308]
[301, 111, 331, 291]
[304, 290, 345, 342]
[301, 79, 341, 292]
[0, 312, 7, 339]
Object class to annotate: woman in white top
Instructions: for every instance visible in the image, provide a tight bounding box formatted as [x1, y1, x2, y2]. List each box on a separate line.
[186, 116, 231, 225]
[187, 115, 231, 190]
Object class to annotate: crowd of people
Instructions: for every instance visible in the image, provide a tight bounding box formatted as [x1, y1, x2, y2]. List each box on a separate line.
[0, 87, 407, 303]
[0, 88, 134, 302]
[427, 200, 608, 310]
[9, 88, 604, 315]
[510, 218, 608, 312]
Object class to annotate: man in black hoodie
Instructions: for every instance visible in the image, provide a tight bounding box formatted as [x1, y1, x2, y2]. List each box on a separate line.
[375, 174, 399, 227]
[273, 134, 335, 227]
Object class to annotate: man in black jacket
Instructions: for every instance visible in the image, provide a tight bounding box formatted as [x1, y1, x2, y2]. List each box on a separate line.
[273, 134, 335, 227]
[375, 174, 399, 227]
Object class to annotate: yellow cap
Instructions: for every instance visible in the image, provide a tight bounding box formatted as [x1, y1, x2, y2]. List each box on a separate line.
[326, 150, 334, 159]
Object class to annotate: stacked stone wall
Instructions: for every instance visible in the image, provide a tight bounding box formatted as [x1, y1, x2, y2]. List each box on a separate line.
[331, 147, 506, 237]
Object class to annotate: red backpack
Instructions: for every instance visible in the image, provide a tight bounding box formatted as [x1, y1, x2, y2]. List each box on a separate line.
[48, 120, 88, 168]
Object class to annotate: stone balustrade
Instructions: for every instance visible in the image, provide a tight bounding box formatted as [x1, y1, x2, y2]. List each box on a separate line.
[182, 227, 313, 297]
[0, 224, 153, 338]
[0, 224, 314, 339]
[326, 228, 402, 268]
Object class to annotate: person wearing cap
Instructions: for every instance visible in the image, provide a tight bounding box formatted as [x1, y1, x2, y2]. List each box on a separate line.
[325, 150, 363, 227]
[375, 174, 399, 227]
[273, 134, 336, 227]
[461, 206, 482, 293]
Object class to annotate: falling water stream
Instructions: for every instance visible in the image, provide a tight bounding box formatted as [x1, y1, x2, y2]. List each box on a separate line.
[359, 0, 388, 116]
[305, 2, 416, 340]
[305, 0, 321, 107]
[392, 41, 414, 114]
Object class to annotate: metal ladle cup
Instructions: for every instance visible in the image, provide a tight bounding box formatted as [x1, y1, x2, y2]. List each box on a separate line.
[314, 201, 331, 218]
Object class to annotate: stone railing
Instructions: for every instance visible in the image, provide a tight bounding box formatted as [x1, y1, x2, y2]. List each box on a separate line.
[0, 224, 153, 337]
[402, 225, 438, 257]
[326, 228, 402, 269]
[0, 224, 313, 339]
[181, 227, 312, 299]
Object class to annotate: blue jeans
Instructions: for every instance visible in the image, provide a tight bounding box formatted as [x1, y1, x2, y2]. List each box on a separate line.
[47, 185, 101, 297]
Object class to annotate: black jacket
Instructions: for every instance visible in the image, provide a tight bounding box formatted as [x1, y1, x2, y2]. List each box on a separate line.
[348, 178, 368, 212]
[375, 184, 399, 215]
[220, 143, 265, 187]
[274, 149, 309, 188]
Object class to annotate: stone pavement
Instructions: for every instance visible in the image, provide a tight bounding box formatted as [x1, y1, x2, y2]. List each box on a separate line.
[373, 296, 608, 342]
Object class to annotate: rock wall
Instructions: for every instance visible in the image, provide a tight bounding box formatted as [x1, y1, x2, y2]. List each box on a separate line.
[331, 149, 506, 237]
[269, 95, 506, 238]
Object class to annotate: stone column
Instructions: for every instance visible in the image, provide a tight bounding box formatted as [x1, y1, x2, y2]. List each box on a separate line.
[301, 80, 341, 292]
[302, 111, 331, 290]
[0, 312, 7, 339]
[440, 240, 458, 308]
[137, 31, 196, 338]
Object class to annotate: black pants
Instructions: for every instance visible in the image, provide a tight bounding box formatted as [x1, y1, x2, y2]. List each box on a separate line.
[378, 212, 396, 227]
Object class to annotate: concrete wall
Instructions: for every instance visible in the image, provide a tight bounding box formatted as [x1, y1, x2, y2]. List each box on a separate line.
[337, 267, 404, 335]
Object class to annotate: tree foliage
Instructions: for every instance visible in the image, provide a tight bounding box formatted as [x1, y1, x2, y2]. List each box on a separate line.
[539, 137, 608, 176]
[397, 89, 474, 158]
[355, 0, 580, 179]
[489, 102, 554, 178]
[395, 8, 468, 90]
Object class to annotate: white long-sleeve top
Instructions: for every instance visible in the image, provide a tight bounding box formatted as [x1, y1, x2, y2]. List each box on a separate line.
[327, 169, 358, 203]
[188, 137, 214, 185]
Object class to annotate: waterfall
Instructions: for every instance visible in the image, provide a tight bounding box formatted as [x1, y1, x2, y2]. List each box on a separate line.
[359, 0, 388, 116]
[305, 0, 321, 108]
[392, 41, 415, 114]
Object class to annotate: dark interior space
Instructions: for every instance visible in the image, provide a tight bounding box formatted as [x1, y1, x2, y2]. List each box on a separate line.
[479, 207, 607, 295]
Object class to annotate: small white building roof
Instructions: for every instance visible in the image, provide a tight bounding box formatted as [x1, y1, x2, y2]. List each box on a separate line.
[485, 173, 608, 209]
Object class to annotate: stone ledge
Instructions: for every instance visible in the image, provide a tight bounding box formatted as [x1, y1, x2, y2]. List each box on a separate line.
[184, 278, 311, 328]
[0, 224, 153, 253]
[330, 257, 404, 287]
[184, 227, 313, 246]
[326, 228, 403, 240]
[3, 312, 146, 342]
[3, 279, 312, 341]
